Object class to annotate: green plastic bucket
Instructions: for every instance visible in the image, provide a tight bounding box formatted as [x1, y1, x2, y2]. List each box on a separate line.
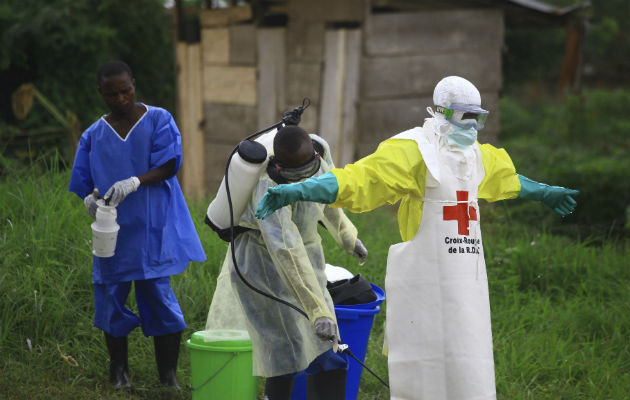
[186, 329, 258, 400]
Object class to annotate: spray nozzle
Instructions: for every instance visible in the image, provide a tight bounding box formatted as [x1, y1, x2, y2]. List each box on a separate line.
[282, 98, 311, 126]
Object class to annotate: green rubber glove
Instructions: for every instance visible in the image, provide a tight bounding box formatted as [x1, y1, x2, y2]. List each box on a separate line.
[517, 174, 579, 217]
[256, 172, 339, 219]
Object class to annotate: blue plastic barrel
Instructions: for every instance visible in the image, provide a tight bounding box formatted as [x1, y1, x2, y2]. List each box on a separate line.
[290, 284, 385, 400]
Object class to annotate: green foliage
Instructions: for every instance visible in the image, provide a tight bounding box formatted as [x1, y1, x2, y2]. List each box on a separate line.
[503, 26, 567, 87]
[499, 88, 630, 237]
[0, 0, 175, 164]
[503, 0, 630, 90]
[581, 0, 630, 84]
[0, 155, 91, 348]
[484, 225, 629, 399]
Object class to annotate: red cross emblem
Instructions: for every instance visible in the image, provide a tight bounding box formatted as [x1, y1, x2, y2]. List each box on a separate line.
[443, 191, 477, 235]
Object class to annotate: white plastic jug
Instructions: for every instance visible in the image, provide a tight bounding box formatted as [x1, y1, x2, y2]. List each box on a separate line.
[91, 202, 119, 257]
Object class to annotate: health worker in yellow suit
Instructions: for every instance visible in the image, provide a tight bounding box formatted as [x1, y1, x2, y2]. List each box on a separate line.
[255, 76, 579, 400]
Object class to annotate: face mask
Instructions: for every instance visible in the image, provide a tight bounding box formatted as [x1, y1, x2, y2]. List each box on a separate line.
[447, 125, 478, 147]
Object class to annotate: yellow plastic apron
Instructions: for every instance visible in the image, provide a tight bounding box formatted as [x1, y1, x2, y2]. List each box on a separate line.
[385, 131, 496, 400]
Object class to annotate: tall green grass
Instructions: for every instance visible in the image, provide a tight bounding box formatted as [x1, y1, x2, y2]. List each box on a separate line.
[0, 156, 628, 399]
[482, 216, 629, 399]
[499, 89, 630, 238]
[0, 156, 223, 400]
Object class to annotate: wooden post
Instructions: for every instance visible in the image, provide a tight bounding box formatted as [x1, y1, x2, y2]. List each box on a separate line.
[177, 42, 206, 199]
[257, 28, 286, 127]
[319, 28, 361, 167]
[558, 18, 584, 92]
[185, 43, 205, 199]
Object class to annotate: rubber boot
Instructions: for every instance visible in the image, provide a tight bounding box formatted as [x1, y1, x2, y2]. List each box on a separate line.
[153, 331, 182, 389]
[103, 332, 131, 390]
[264, 376, 295, 400]
[306, 369, 347, 400]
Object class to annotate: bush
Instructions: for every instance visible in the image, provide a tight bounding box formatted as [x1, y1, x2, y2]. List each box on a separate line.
[0, 0, 175, 166]
[499, 89, 630, 237]
[503, 0, 630, 89]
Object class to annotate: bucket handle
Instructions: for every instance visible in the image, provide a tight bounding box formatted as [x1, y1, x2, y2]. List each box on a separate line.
[190, 351, 238, 391]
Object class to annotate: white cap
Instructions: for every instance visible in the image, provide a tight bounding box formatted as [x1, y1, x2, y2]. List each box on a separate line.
[433, 76, 481, 108]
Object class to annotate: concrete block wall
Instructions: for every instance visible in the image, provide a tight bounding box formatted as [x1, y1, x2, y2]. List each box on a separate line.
[284, 13, 324, 134]
[285, 0, 367, 135]
[358, 9, 504, 157]
[200, 12, 259, 192]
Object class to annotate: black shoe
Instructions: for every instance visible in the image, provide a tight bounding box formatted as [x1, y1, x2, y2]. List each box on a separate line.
[153, 331, 182, 390]
[103, 332, 132, 390]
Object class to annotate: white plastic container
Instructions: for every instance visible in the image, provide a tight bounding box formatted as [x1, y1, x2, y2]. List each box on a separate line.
[206, 130, 276, 230]
[91, 202, 119, 257]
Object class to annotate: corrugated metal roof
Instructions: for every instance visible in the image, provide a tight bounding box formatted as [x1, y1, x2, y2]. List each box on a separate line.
[506, 0, 589, 16]
[372, 0, 589, 15]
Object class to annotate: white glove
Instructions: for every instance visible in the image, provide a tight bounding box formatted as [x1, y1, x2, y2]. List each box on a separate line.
[84, 189, 99, 218]
[104, 177, 140, 206]
[314, 317, 337, 342]
[352, 238, 368, 265]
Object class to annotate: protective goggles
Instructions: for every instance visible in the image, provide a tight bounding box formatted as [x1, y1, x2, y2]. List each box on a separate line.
[435, 103, 489, 130]
[275, 152, 321, 182]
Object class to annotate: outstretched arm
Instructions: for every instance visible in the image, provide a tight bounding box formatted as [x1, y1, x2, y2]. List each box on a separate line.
[256, 139, 425, 219]
[255, 172, 339, 219]
[517, 174, 579, 216]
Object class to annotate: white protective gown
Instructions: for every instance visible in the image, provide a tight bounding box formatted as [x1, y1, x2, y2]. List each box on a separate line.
[385, 128, 495, 400]
[206, 137, 359, 378]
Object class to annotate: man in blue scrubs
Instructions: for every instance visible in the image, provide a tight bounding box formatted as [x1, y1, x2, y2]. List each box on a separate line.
[69, 60, 206, 390]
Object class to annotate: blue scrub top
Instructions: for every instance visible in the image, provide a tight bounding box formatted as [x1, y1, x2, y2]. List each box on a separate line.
[69, 104, 206, 283]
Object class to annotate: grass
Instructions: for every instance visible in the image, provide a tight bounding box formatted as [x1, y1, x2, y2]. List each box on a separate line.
[0, 157, 628, 399]
[483, 221, 629, 399]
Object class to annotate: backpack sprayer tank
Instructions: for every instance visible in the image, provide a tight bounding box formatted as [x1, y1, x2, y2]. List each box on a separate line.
[205, 99, 311, 241]
[205, 130, 276, 237]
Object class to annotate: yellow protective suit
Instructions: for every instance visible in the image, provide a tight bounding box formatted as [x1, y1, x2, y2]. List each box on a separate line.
[331, 137, 521, 241]
[329, 122, 521, 399]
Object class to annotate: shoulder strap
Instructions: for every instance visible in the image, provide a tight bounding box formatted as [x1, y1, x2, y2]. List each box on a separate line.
[204, 215, 253, 242]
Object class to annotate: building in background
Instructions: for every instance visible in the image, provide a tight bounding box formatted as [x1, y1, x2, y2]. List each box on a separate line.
[174, 0, 587, 197]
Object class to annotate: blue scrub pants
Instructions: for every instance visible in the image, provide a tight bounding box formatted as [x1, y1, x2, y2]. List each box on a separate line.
[94, 276, 186, 337]
[280, 349, 348, 379]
